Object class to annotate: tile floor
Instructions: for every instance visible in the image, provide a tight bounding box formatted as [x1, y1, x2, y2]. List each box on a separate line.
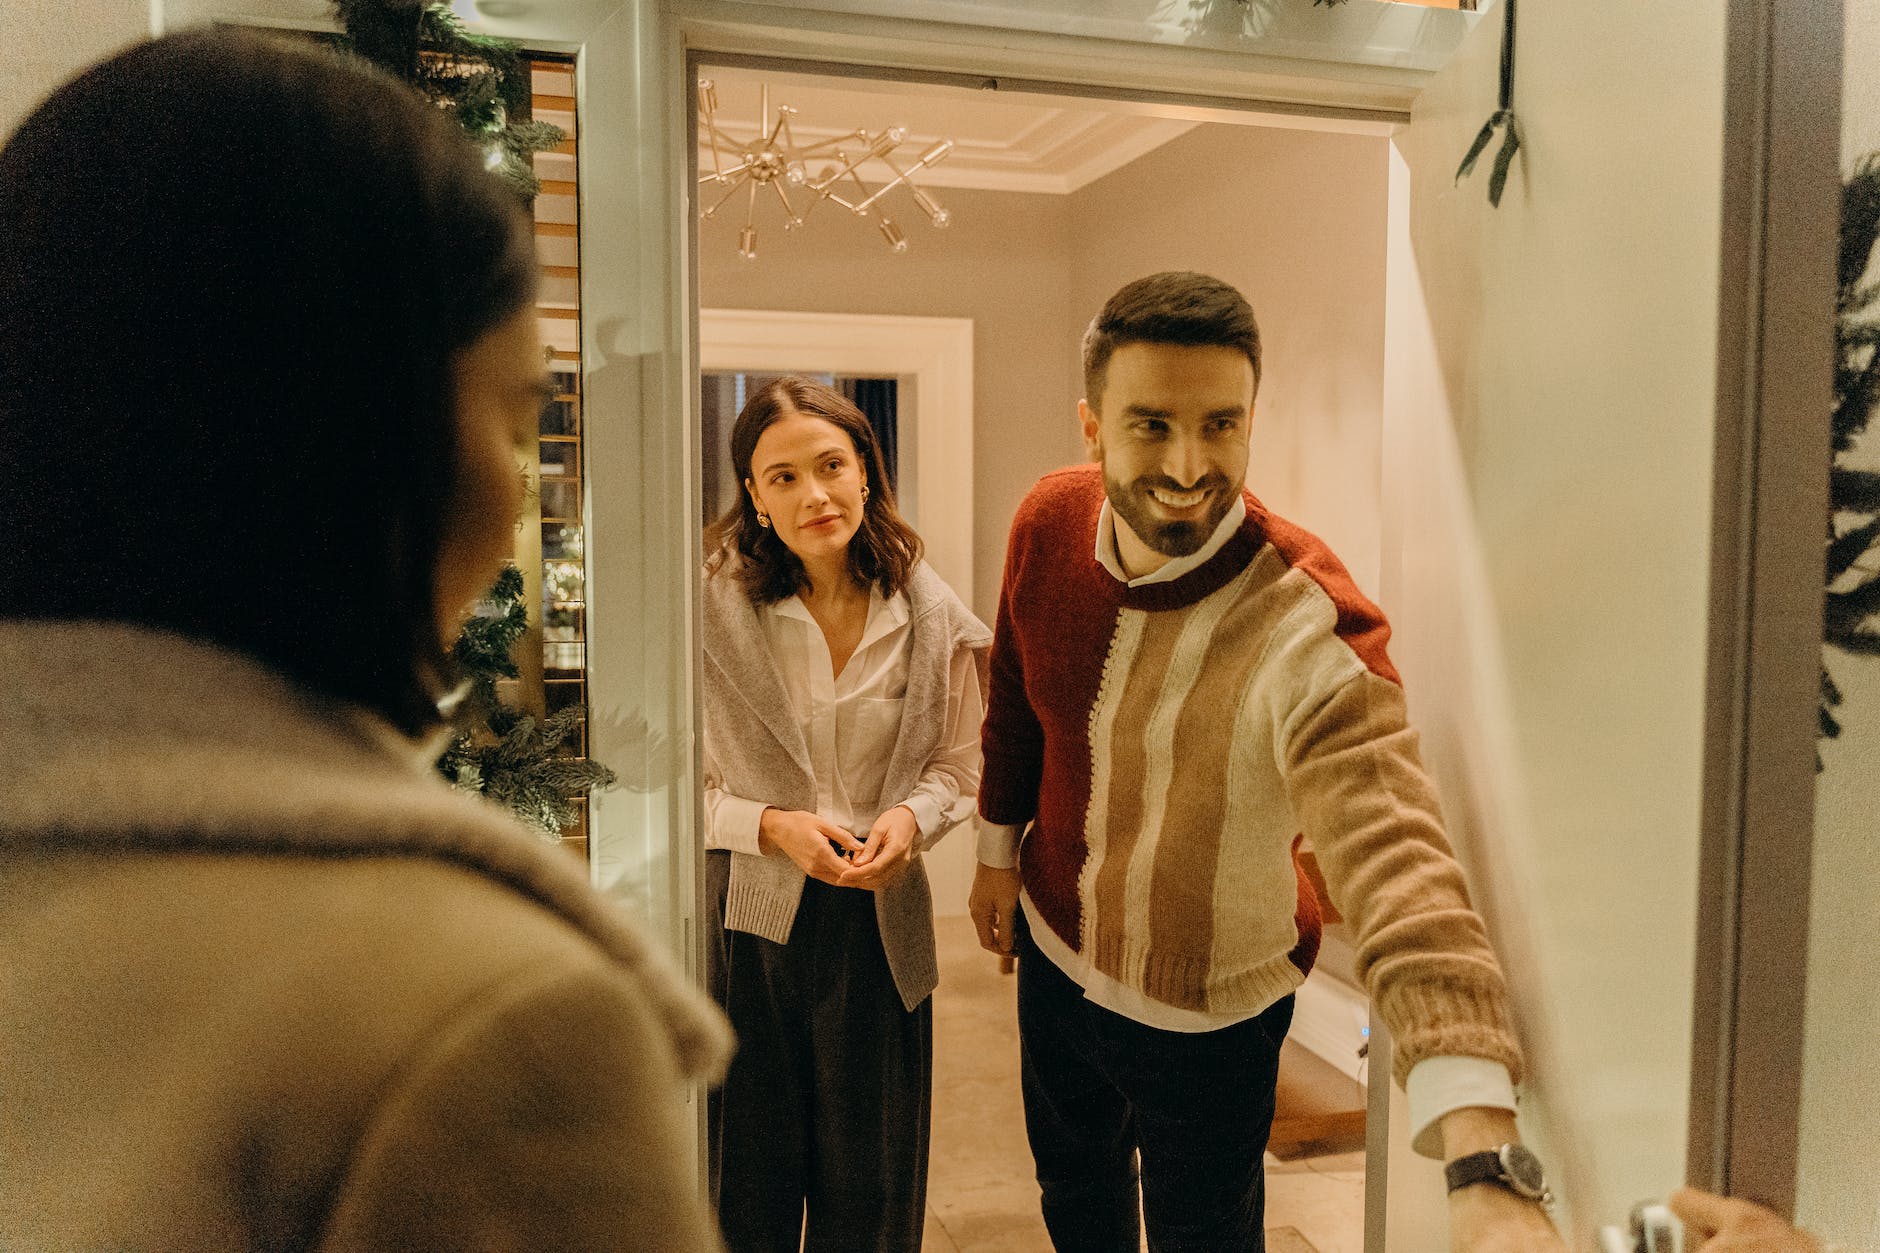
[923, 914, 1367, 1253]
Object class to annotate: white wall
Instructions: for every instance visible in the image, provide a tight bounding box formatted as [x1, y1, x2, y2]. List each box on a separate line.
[1, 0, 151, 141]
[1847, 0, 1880, 168]
[1796, 5, 1880, 1245]
[1379, 0, 1728, 1244]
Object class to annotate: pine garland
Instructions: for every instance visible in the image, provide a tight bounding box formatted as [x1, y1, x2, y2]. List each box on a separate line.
[1823, 153, 1880, 750]
[324, 5, 605, 832]
[436, 566, 616, 841]
[330, 0, 564, 197]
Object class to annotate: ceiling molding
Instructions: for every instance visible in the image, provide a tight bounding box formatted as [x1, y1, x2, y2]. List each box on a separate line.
[696, 69, 1202, 195]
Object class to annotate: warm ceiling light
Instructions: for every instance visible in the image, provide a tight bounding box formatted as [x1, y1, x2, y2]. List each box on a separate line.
[697, 79, 955, 261]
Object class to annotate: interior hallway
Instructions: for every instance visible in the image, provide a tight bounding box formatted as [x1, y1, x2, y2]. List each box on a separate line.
[921, 914, 1367, 1253]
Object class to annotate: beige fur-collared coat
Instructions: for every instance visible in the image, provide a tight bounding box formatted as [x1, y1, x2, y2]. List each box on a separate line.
[0, 621, 732, 1252]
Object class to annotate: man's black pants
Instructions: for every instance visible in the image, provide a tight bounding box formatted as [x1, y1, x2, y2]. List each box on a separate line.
[1015, 917, 1294, 1253]
[706, 853, 932, 1253]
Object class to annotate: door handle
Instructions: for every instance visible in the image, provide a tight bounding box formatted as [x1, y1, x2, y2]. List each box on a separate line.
[1597, 1201, 1680, 1253]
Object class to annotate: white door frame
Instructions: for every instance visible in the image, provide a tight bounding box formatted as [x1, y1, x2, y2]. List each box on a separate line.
[698, 308, 975, 601]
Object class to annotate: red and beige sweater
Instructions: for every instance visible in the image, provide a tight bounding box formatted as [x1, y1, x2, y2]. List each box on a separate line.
[979, 466, 1522, 1082]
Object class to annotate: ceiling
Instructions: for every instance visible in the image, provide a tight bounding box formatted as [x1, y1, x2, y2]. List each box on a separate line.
[695, 64, 1199, 196]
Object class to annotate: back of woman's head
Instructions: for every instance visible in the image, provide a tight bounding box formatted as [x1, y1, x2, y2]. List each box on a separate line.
[0, 29, 537, 734]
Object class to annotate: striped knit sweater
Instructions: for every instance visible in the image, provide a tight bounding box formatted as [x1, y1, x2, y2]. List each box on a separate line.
[980, 466, 1522, 1083]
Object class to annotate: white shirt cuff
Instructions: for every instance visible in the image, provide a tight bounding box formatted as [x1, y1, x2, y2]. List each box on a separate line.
[976, 818, 1023, 869]
[899, 794, 945, 842]
[1405, 1057, 1518, 1159]
[919, 794, 979, 851]
[712, 795, 769, 857]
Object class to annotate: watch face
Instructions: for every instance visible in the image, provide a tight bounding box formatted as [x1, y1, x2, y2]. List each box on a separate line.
[1499, 1144, 1548, 1198]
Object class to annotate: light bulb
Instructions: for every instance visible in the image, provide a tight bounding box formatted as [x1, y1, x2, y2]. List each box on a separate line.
[785, 161, 807, 185]
[929, 207, 952, 228]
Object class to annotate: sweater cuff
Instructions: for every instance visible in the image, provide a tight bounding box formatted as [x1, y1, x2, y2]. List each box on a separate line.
[1373, 969, 1524, 1089]
[976, 818, 1023, 868]
[1404, 1057, 1518, 1159]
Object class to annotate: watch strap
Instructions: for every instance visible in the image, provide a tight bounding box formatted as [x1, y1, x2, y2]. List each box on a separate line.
[1444, 1150, 1507, 1194]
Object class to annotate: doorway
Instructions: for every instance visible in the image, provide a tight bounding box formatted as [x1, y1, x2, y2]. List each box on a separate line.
[691, 56, 1390, 1252]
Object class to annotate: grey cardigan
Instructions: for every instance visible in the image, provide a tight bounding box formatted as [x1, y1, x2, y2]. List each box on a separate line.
[701, 558, 992, 1010]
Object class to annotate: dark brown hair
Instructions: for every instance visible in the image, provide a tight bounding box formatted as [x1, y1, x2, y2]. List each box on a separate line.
[706, 377, 922, 604]
[1081, 271, 1263, 409]
[0, 30, 537, 737]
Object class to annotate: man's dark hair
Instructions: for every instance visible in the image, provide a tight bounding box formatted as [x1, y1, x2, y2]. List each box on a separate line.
[706, 376, 922, 604]
[0, 30, 538, 736]
[1081, 271, 1263, 409]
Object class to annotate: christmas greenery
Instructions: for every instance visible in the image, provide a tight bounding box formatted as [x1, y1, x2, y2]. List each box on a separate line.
[1823, 153, 1880, 747]
[324, 5, 605, 832]
[436, 566, 616, 841]
[331, 0, 564, 197]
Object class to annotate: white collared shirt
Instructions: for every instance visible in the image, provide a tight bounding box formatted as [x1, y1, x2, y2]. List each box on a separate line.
[1093, 493, 1248, 588]
[977, 489, 1517, 1157]
[706, 586, 984, 854]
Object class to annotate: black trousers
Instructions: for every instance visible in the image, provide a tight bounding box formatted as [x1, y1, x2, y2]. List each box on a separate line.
[706, 852, 933, 1253]
[1015, 917, 1294, 1253]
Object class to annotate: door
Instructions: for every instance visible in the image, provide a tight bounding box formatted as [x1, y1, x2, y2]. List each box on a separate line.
[1380, 0, 1839, 1246]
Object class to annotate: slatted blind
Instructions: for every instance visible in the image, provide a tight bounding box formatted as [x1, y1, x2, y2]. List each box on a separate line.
[526, 56, 595, 859]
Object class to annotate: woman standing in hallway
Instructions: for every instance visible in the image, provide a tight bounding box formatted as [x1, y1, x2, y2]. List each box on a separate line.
[701, 376, 991, 1252]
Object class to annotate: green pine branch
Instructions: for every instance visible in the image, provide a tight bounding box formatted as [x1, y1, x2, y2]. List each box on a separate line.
[330, 0, 565, 197]
[437, 565, 616, 840]
[1828, 516, 1880, 585]
[1822, 153, 1880, 755]
[449, 563, 526, 730]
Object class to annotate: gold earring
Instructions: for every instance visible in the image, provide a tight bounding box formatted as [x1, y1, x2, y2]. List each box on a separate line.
[861, 485, 870, 502]
[755, 510, 770, 528]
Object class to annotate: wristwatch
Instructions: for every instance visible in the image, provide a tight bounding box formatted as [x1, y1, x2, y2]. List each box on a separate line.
[1444, 1143, 1553, 1206]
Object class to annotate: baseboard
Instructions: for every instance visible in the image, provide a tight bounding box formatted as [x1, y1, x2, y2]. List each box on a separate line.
[1290, 970, 1371, 1085]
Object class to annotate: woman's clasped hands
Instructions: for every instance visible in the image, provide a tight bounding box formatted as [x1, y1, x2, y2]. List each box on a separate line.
[756, 805, 918, 889]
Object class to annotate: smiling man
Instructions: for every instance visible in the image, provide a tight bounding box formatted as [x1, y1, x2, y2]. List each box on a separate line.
[968, 272, 1564, 1252]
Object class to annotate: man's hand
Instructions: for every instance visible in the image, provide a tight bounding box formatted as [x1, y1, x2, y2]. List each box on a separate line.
[1669, 1187, 1822, 1252]
[1439, 1107, 1566, 1253]
[968, 863, 1021, 955]
[757, 808, 863, 886]
[839, 805, 918, 890]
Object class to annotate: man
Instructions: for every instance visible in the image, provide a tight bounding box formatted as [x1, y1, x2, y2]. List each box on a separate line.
[969, 271, 1564, 1251]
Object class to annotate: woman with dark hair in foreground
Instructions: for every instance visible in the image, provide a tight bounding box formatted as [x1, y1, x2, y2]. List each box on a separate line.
[0, 30, 728, 1251]
[700, 377, 990, 1250]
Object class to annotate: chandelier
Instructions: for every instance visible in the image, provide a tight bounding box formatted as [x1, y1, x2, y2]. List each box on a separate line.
[697, 79, 955, 260]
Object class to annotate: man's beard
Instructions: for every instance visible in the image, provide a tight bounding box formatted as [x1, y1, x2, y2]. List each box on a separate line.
[1103, 471, 1238, 559]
